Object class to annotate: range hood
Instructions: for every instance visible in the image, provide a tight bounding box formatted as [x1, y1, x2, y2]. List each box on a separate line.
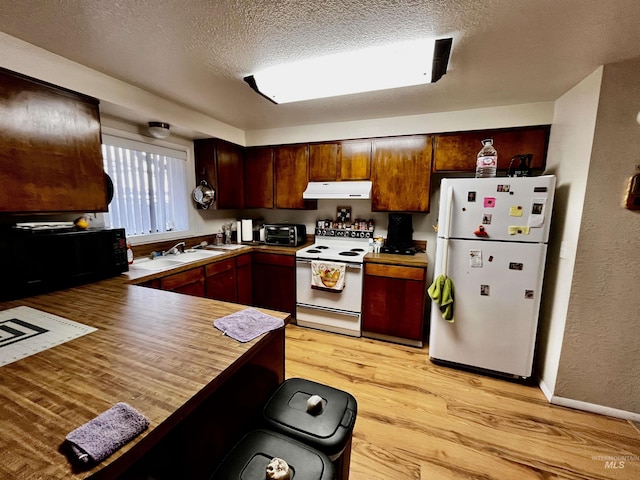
[303, 181, 372, 200]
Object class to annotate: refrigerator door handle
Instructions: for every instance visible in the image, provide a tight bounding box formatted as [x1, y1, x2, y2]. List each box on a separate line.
[444, 185, 454, 239]
[441, 186, 454, 275]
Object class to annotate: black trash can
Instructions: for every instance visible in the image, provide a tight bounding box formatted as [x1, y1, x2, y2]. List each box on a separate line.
[209, 429, 334, 480]
[262, 378, 357, 480]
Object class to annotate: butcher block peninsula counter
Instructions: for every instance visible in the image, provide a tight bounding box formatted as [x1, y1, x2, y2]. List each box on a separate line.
[0, 274, 288, 479]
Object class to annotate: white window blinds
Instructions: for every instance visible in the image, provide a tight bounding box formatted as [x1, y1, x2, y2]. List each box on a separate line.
[102, 135, 189, 237]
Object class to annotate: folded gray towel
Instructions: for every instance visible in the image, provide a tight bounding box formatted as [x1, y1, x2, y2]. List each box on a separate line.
[214, 307, 284, 342]
[65, 402, 149, 466]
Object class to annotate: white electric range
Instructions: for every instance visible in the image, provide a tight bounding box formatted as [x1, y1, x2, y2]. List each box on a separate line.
[295, 237, 369, 337]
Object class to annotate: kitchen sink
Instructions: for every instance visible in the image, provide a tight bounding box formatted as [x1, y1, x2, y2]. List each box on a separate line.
[178, 249, 226, 260]
[204, 244, 248, 251]
[131, 249, 225, 271]
[131, 258, 185, 271]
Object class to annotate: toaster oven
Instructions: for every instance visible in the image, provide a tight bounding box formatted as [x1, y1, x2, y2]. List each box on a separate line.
[264, 224, 306, 247]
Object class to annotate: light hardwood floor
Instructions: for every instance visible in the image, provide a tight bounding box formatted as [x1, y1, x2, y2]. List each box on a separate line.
[284, 325, 640, 480]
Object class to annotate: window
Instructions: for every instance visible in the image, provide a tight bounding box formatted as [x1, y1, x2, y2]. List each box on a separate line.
[102, 134, 189, 238]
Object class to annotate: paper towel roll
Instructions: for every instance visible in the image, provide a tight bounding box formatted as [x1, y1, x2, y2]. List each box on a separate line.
[236, 220, 242, 243]
[241, 219, 253, 243]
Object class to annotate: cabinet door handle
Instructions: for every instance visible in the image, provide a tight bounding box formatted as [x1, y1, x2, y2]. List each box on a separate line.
[296, 259, 362, 269]
[297, 304, 361, 317]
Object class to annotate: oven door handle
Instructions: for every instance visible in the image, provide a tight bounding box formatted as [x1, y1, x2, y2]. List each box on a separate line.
[297, 303, 361, 317]
[295, 258, 363, 269]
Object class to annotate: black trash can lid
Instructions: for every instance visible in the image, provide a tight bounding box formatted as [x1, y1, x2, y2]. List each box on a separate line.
[209, 429, 334, 480]
[263, 378, 357, 457]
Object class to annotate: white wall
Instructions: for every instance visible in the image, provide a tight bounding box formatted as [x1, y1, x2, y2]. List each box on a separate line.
[245, 103, 554, 146]
[536, 68, 603, 398]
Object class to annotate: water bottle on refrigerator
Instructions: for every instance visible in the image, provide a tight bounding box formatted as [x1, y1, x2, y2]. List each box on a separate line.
[475, 138, 497, 178]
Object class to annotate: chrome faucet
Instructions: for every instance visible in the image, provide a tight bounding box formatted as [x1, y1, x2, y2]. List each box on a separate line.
[163, 241, 186, 256]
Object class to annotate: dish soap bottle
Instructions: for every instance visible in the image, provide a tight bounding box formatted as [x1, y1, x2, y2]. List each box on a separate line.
[476, 139, 498, 178]
[127, 242, 134, 265]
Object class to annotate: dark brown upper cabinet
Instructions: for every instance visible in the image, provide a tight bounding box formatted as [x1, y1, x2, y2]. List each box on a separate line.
[371, 135, 432, 213]
[308, 140, 372, 181]
[274, 144, 317, 210]
[309, 143, 339, 181]
[340, 139, 372, 180]
[245, 146, 274, 209]
[194, 138, 245, 209]
[0, 68, 106, 213]
[433, 125, 551, 172]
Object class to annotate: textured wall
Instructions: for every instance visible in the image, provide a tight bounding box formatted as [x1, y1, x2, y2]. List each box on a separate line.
[555, 58, 640, 413]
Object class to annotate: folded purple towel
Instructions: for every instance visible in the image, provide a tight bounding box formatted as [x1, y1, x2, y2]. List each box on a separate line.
[214, 307, 284, 342]
[65, 402, 149, 466]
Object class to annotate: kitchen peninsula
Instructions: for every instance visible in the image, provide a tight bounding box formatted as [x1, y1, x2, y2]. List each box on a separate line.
[0, 272, 287, 479]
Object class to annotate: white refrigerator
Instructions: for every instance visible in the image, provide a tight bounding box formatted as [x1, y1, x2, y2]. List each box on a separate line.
[429, 175, 556, 378]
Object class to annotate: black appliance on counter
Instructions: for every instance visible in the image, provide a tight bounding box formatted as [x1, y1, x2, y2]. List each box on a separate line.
[264, 224, 307, 247]
[382, 213, 418, 255]
[0, 226, 129, 300]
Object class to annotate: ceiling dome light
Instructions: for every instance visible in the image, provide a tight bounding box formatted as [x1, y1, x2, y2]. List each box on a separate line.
[148, 122, 171, 139]
[245, 37, 453, 104]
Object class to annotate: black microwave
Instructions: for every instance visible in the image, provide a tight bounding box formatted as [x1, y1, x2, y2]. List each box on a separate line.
[263, 224, 307, 247]
[0, 227, 129, 300]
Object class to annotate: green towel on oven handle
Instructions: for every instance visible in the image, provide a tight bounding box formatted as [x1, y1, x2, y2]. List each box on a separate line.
[428, 274, 455, 322]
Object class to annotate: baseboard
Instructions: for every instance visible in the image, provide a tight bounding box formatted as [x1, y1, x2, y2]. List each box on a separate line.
[362, 331, 423, 348]
[537, 377, 554, 402]
[549, 395, 640, 422]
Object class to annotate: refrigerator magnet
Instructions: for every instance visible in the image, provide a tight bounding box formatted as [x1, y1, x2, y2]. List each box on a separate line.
[482, 214, 492, 224]
[524, 290, 535, 299]
[480, 285, 490, 296]
[468, 191, 477, 202]
[469, 249, 483, 268]
[509, 205, 523, 217]
[474, 225, 489, 237]
[483, 197, 496, 208]
[509, 262, 524, 270]
[528, 198, 546, 227]
[508, 226, 530, 235]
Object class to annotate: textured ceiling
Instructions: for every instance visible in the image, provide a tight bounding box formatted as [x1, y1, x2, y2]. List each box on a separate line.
[1, 0, 640, 133]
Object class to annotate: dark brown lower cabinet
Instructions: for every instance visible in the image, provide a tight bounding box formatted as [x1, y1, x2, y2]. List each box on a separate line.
[160, 267, 206, 297]
[204, 254, 253, 305]
[252, 252, 295, 315]
[236, 253, 253, 305]
[143, 253, 254, 307]
[205, 258, 237, 302]
[362, 263, 428, 347]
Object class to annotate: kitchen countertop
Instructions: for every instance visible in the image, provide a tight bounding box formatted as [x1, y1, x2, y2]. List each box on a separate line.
[0, 239, 426, 478]
[125, 242, 313, 283]
[132, 240, 430, 283]
[0, 274, 288, 479]
[126, 240, 427, 282]
[364, 251, 428, 268]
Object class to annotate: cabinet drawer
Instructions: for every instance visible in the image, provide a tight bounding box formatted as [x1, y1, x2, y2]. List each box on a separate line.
[252, 252, 295, 267]
[160, 267, 205, 290]
[365, 263, 425, 281]
[205, 258, 235, 277]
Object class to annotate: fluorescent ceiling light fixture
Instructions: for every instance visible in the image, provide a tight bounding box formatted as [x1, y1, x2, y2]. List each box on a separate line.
[245, 37, 452, 104]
